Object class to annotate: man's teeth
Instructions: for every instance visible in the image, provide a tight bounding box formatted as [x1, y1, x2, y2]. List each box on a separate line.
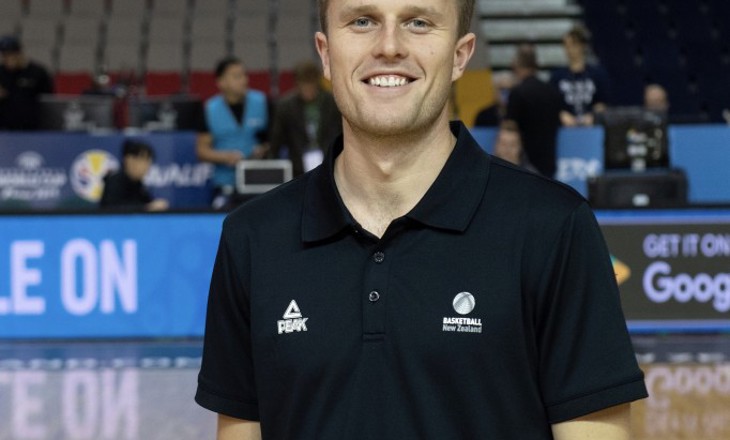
[368, 76, 409, 87]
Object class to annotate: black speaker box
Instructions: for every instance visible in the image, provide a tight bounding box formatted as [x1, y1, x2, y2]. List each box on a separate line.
[588, 170, 688, 208]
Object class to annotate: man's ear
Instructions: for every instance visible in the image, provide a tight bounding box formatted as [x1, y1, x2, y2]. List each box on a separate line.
[452, 33, 476, 81]
[315, 32, 331, 81]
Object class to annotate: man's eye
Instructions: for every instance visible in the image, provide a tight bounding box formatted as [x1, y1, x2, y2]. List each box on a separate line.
[353, 17, 372, 27]
[406, 19, 430, 31]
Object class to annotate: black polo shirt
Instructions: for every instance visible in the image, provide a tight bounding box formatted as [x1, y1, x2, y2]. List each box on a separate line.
[195, 121, 647, 439]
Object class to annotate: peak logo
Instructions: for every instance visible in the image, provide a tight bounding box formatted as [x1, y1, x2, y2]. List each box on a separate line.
[277, 300, 308, 334]
[70, 150, 119, 202]
[611, 255, 631, 286]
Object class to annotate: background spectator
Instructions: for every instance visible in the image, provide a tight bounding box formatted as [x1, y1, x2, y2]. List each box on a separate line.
[644, 84, 669, 114]
[493, 120, 538, 173]
[0, 35, 53, 131]
[270, 60, 341, 176]
[550, 25, 610, 126]
[504, 44, 562, 178]
[100, 139, 169, 211]
[195, 57, 269, 206]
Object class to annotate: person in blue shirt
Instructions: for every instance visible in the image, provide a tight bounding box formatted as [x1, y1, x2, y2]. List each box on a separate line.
[196, 57, 269, 205]
[550, 25, 611, 126]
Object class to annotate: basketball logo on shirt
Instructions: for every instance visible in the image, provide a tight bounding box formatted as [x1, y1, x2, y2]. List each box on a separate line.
[278, 300, 309, 334]
[443, 292, 482, 334]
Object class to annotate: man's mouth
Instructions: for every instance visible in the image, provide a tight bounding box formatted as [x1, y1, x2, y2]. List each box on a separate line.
[366, 75, 414, 88]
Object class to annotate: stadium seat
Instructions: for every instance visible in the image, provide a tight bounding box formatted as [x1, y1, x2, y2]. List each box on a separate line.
[148, 16, 186, 44]
[190, 40, 227, 71]
[233, 16, 268, 40]
[192, 0, 230, 17]
[20, 17, 61, 46]
[22, 42, 54, 68]
[26, 0, 66, 17]
[104, 43, 141, 71]
[152, 0, 190, 18]
[146, 42, 184, 71]
[278, 0, 317, 14]
[109, 0, 148, 17]
[0, 0, 24, 19]
[106, 17, 144, 46]
[0, 18, 20, 36]
[191, 16, 227, 42]
[63, 16, 102, 45]
[232, 40, 269, 70]
[68, 0, 109, 18]
[236, 0, 269, 16]
[277, 15, 315, 43]
[277, 41, 317, 70]
[59, 43, 97, 72]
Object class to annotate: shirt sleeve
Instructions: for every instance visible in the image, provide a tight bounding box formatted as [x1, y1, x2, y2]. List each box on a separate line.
[195, 219, 260, 421]
[536, 202, 647, 423]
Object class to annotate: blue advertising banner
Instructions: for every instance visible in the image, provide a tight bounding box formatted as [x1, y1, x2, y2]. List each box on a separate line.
[2, 210, 729, 339]
[668, 125, 730, 204]
[470, 125, 730, 203]
[0, 132, 213, 210]
[0, 213, 223, 338]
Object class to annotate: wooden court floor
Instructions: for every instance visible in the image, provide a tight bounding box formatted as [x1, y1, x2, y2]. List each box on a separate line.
[1, 335, 728, 439]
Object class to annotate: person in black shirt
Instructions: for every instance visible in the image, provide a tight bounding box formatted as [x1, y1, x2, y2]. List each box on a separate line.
[100, 140, 169, 211]
[196, 0, 646, 439]
[550, 25, 611, 126]
[505, 44, 562, 177]
[270, 60, 341, 177]
[0, 35, 54, 131]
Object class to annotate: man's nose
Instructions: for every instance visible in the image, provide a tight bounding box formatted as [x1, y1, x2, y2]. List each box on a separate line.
[373, 24, 408, 59]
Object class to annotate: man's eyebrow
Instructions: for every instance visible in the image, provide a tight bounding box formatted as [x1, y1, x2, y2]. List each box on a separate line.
[336, 4, 446, 21]
[337, 4, 379, 21]
[398, 5, 445, 20]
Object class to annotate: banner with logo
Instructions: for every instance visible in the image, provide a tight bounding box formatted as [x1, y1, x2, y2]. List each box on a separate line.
[0, 213, 222, 339]
[0, 133, 213, 210]
[599, 211, 730, 331]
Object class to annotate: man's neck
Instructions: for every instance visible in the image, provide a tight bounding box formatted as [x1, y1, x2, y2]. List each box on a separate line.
[334, 112, 456, 238]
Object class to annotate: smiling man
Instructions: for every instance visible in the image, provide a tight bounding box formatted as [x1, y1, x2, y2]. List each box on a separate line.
[195, 1, 647, 439]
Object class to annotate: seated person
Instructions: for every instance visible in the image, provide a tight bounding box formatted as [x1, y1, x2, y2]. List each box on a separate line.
[493, 121, 538, 174]
[100, 140, 169, 211]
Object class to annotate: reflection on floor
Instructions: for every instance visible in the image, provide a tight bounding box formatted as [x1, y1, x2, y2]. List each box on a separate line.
[1, 335, 728, 440]
[632, 334, 730, 440]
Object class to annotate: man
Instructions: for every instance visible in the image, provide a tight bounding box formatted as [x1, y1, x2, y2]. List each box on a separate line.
[493, 120, 538, 174]
[196, 57, 269, 206]
[100, 140, 169, 211]
[270, 60, 342, 177]
[550, 25, 611, 126]
[0, 35, 54, 130]
[196, 1, 647, 439]
[505, 44, 562, 177]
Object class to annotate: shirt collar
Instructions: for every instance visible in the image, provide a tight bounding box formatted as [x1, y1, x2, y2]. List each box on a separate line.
[301, 121, 491, 243]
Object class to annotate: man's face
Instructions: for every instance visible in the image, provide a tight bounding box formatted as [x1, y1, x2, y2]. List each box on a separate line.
[645, 88, 669, 113]
[1, 51, 22, 70]
[298, 81, 320, 102]
[217, 63, 248, 99]
[316, 0, 475, 137]
[124, 154, 153, 181]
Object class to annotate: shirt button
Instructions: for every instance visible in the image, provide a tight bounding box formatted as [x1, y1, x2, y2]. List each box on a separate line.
[368, 291, 380, 302]
[373, 252, 385, 263]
